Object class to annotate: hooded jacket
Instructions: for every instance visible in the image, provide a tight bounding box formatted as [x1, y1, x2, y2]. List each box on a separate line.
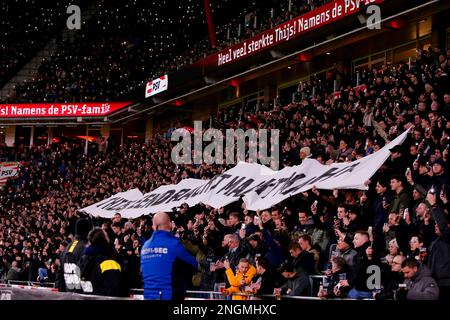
[78, 245, 124, 297]
[405, 265, 439, 300]
[56, 236, 88, 292]
[56, 219, 92, 292]
[225, 264, 257, 300]
[427, 206, 450, 287]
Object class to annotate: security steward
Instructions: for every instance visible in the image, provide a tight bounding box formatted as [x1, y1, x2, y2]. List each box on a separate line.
[56, 218, 92, 292]
[141, 212, 199, 300]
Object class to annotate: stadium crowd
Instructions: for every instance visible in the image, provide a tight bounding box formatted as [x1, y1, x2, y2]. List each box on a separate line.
[0, 0, 91, 88]
[2, 0, 332, 103]
[1, 44, 449, 300]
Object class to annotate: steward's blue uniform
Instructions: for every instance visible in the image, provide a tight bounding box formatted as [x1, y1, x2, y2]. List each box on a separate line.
[141, 230, 198, 300]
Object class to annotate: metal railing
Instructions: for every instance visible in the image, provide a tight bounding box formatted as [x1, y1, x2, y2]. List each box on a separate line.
[5, 280, 56, 288]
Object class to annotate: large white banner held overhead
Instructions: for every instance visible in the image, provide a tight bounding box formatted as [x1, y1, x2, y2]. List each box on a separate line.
[81, 129, 410, 218]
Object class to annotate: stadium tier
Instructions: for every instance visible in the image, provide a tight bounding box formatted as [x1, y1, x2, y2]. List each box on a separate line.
[0, 0, 449, 302]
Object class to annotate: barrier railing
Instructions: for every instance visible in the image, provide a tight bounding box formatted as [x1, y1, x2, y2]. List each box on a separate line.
[6, 280, 56, 288]
[0, 277, 375, 300]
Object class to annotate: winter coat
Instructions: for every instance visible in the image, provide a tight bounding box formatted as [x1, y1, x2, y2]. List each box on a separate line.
[56, 237, 88, 292]
[427, 207, 450, 287]
[225, 264, 257, 300]
[280, 267, 311, 296]
[78, 245, 125, 297]
[404, 265, 439, 300]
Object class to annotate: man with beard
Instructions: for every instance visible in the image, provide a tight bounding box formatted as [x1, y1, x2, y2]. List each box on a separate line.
[399, 258, 439, 300]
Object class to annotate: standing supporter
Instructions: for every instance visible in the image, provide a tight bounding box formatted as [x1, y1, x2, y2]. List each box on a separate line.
[223, 258, 256, 300]
[78, 228, 125, 297]
[140, 212, 198, 300]
[56, 218, 92, 292]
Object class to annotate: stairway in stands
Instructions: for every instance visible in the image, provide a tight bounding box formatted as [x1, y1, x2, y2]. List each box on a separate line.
[0, 0, 102, 101]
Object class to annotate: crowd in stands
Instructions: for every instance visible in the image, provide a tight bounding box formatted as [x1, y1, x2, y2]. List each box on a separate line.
[2, 0, 332, 103]
[1, 45, 449, 299]
[0, 0, 87, 88]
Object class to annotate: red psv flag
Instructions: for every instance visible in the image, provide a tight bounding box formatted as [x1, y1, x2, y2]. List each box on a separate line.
[0, 162, 19, 185]
[146, 75, 168, 98]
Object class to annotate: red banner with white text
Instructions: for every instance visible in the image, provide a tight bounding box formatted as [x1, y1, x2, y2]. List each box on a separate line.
[214, 0, 384, 67]
[0, 102, 133, 118]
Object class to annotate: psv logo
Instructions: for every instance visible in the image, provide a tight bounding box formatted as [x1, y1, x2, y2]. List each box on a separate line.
[146, 75, 168, 98]
[1, 170, 12, 176]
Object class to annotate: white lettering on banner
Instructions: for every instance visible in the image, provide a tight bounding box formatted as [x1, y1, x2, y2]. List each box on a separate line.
[81, 129, 409, 218]
[214, 0, 383, 67]
[0, 102, 132, 118]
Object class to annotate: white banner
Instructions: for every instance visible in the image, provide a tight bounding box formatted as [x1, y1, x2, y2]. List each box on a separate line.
[81, 130, 409, 218]
[82, 189, 144, 219]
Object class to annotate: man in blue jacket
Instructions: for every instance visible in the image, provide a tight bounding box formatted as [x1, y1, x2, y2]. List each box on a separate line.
[141, 212, 198, 300]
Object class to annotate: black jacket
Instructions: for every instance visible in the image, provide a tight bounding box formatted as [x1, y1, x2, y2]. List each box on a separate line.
[255, 270, 276, 295]
[292, 251, 316, 275]
[428, 207, 450, 287]
[376, 271, 404, 300]
[349, 242, 378, 292]
[56, 237, 88, 292]
[79, 245, 125, 297]
[280, 268, 311, 296]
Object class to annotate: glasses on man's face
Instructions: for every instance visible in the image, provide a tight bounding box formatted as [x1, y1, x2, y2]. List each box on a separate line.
[391, 261, 401, 265]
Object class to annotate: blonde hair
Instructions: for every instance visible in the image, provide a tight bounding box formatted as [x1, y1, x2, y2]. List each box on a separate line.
[389, 238, 399, 249]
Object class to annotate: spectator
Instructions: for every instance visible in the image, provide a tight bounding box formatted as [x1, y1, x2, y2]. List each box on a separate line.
[427, 193, 450, 300]
[399, 258, 439, 300]
[389, 175, 411, 215]
[56, 218, 92, 292]
[79, 228, 125, 297]
[224, 257, 256, 300]
[276, 260, 310, 297]
[250, 258, 276, 295]
[318, 256, 351, 299]
[340, 231, 375, 299]
[5, 260, 22, 281]
[375, 254, 406, 300]
[328, 236, 357, 271]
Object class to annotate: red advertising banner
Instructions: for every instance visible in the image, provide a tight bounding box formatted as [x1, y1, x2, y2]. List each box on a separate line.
[214, 0, 383, 67]
[0, 101, 133, 118]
